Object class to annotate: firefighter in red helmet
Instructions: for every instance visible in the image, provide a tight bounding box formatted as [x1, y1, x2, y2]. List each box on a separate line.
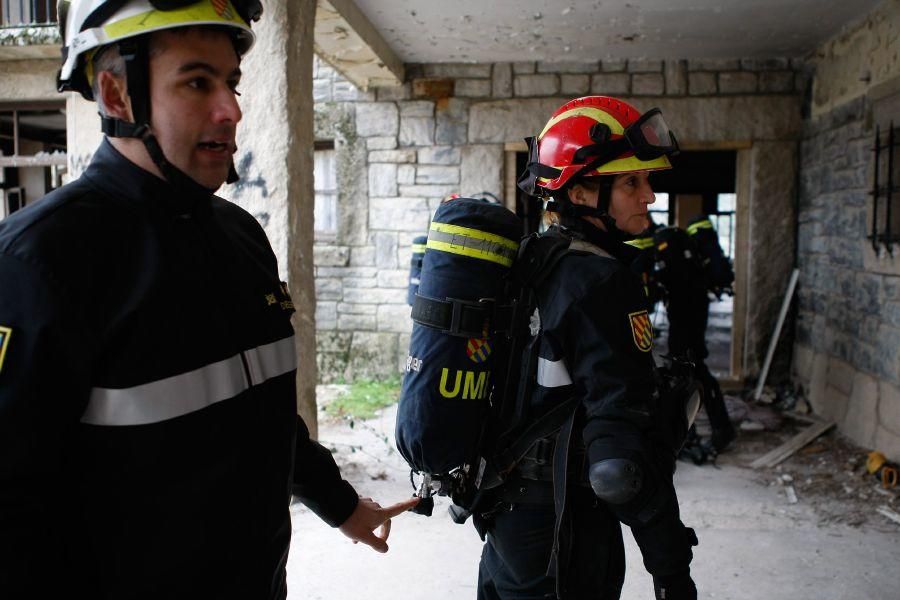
[475, 97, 698, 600]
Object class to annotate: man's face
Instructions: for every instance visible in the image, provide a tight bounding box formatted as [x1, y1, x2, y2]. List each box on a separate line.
[147, 29, 242, 190]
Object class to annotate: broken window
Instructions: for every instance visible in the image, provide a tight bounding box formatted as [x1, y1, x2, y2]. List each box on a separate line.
[0, 102, 67, 219]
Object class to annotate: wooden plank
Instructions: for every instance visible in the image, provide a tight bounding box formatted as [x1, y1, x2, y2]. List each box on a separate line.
[877, 505, 900, 525]
[750, 420, 835, 469]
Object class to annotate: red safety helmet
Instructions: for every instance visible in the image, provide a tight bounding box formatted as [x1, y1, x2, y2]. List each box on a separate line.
[518, 96, 678, 197]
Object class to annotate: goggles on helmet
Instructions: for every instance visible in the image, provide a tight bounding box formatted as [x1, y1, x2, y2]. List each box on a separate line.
[572, 108, 679, 171]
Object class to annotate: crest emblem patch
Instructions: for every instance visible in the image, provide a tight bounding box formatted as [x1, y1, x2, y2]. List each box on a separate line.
[628, 311, 653, 353]
[0, 326, 11, 374]
[466, 337, 492, 363]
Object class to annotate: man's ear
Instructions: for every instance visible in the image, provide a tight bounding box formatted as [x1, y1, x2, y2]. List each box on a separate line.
[97, 71, 134, 122]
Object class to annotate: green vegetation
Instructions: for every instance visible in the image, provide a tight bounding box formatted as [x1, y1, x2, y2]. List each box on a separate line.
[325, 376, 401, 421]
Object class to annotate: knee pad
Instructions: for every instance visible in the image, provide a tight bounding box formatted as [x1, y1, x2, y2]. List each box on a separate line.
[588, 458, 643, 505]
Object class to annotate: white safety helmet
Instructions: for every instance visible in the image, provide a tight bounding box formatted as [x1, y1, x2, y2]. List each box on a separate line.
[57, 0, 260, 99]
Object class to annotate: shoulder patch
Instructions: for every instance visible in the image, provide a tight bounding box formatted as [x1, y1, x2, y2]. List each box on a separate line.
[0, 326, 11, 374]
[628, 311, 652, 352]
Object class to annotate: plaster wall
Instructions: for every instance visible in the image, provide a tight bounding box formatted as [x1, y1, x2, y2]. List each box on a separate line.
[793, 1, 900, 461]
[313, 56, 804, 383]
[0, 58, 58, 101]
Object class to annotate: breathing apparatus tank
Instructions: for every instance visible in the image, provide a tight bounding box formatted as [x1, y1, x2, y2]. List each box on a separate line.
[396, 198, 520, 515]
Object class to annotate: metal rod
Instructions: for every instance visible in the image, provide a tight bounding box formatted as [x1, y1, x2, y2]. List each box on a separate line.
[12, 109, 18, 157]
[889, 123, 895, 256]
[873, 125, 880, 253]
[754, 268, 800, 402]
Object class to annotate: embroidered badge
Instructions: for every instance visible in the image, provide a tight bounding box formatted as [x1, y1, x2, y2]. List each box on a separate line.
[211, 0, 235, 20]
[628, 311, 653, 353]
[0, 326, 11, 374]
[466, 337, 492, 363]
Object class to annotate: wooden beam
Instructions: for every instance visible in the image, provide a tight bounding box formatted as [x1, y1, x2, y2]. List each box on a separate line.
[750, 420, 836, 469]
[314, 0, 404, 89]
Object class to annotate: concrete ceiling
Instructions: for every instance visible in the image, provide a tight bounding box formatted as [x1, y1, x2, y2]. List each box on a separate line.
[351, 0, 882, 63]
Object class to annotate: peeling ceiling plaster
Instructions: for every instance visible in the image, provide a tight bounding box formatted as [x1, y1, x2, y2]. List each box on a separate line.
[353, 0, 883, 62]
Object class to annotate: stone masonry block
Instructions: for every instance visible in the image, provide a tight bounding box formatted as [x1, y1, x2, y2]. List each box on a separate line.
[878, 380, 900, 436]
[315, 278, 342, 301]
[366, 137, 397, 150]
[343, 287, 406, 305]
[376, 83, 411, 102]
[627, 59, 663, 73]
[561, 74, 590, 95]
[688, 58, 741, 71]
[492, 63, 513, 98]
[600, 59, 627, 72]
[537, 61, 598, 73]
[316, 267, 378, 279]
[399, 101, 434, 118]
[688, 72, 717, 95]
[514, 74, 560, 97]
[377, 269, 410, 288]
[718, 72, 758, 94]
[456, 79, 492, 98]
[349, 246, 375, 266]
[398, 184, 459, 199]
[337, 303, 377, 315]
[740, 58, 790, 71]
[843, 371, 880, 447]
[591, 73, 630, 95]
[399, 117, 435, 147]
[424, 63, 492, 78]
[631, 73, 664, 95]
[374, 231, 399, 268]
[461, 145, 503, 198]
[313, 79, 332, 102]
[315, 301, 337, 330]
[416, 165, 460, 185]
[337, 313, 376, 331]
[369, 197, 431, 231]
[343, 277, 377, 289]
[397, 164, 416, 185]
[346, 332, 399, 381]
[314, 245, 350, 267]
[368, 163, 398, 198]
[435, 98, 469, 145]
[664, 60, 688, 96]
[418, 146, 461, 165]
[368, 149, 416, 163]
[759, 71, 795, 93]
[513, 62, 536, 74]
[355, 103, 398, 137]
[378, 304, 414, 333]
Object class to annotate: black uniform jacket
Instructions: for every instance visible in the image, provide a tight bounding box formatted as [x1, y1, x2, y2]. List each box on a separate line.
[531, 223, 694, 580]
[0, 141, 357, 599]
[531, 224, 656, 445]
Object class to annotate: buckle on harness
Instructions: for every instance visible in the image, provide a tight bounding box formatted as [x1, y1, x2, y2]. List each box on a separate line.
[446, 296, 492, 337]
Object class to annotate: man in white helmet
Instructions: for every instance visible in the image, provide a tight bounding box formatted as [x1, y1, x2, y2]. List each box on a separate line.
[0, 2, 416, 598]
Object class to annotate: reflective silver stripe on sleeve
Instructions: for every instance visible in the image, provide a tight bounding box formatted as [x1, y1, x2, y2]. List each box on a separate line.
[82, 335, 297, 426]
[536, 357, 572, 388]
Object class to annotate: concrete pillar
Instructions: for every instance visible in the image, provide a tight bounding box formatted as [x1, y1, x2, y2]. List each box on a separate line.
[230, 0, 319, 437]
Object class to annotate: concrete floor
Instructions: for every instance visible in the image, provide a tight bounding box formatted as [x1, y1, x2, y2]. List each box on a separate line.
[287, 402, 900, 599]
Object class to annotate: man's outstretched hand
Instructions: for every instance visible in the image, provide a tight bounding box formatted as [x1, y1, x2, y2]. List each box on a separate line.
[338, 496, 420, 553]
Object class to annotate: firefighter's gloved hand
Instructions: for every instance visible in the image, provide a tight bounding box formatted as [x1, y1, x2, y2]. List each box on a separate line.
[653, 570, 697, 600]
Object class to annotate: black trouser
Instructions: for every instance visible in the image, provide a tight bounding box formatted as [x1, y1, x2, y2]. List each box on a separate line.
[476, 485, 625, 600]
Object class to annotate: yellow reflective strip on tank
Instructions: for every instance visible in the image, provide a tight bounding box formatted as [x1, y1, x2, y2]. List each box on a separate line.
[427, 222, 517, 267]
[539, 107, 626, 140]
[411, 243, 427, 254]
[686, 220, 713, 235]
[104, 1, 246, 40]
[625, 237, 655, 250]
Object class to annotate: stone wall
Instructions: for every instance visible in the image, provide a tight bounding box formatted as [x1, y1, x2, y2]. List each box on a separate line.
[793, 2, 900, 461]
[312, 56, 806, 383]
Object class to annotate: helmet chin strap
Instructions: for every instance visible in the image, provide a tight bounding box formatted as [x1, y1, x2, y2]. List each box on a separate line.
[545, 178, 638, 242]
